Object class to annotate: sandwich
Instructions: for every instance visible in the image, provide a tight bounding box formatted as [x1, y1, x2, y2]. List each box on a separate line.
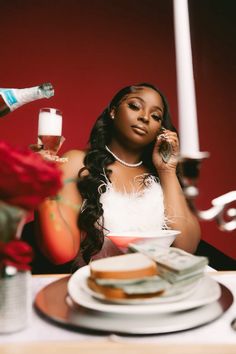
[87, 253, 170, 300]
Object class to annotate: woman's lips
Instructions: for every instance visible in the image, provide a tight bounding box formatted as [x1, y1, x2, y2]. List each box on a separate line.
[131, 125, 147, 135]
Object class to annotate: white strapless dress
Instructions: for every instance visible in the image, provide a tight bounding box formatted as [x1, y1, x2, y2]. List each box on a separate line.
[99, 175, 168, 235]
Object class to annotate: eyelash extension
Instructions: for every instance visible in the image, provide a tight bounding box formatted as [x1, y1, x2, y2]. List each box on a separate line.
[152, 114, 162, 122]
[128, 102, 140, 110]
[128, 102, 162, 122]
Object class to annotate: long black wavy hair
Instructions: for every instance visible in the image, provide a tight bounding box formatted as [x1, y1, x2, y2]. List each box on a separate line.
[77, 83, 178, 263]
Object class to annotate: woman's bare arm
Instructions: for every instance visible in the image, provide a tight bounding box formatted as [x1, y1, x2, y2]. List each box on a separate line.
[159, 170, 201, 253]
[153, 131, 201, 253]
[36, 150, 85, 264]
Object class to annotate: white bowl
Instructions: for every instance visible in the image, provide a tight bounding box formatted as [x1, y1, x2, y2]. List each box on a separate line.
[106, 230, 180, 251]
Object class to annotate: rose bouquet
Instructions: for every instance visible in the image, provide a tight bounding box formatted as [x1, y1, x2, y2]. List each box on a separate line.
[0, 139, 62, 271]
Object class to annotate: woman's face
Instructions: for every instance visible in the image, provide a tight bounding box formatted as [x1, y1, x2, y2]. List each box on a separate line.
[111, 87, 164, 148]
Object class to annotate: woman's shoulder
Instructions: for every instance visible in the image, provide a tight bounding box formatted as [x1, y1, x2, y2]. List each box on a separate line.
[62, 149, 86, 162]
[60, 149, 87, 178]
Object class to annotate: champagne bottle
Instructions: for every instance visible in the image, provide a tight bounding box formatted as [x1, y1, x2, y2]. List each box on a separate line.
[0, 83, 54, 117]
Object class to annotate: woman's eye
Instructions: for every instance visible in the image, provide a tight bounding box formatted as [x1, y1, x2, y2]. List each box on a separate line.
[128, 102, 141, 110]
[152, 114, 162, 122]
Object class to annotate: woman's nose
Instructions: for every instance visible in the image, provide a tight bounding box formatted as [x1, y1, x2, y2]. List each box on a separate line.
[138, 112, 149, 123]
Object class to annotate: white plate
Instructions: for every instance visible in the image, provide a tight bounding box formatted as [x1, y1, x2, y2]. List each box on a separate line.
[67, 265, 221, 314]
[81, 275, 201, 305]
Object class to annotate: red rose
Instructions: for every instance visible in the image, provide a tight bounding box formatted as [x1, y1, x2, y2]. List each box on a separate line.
[0, 240, 34, 271]
[0, 140, 62, 210]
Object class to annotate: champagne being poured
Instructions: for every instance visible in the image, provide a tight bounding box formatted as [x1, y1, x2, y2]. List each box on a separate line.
[0, 83, 54, 117]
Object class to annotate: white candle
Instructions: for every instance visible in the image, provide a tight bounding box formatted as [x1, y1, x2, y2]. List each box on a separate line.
[173, 0, 200, 158]
[38, 108, 62, 136]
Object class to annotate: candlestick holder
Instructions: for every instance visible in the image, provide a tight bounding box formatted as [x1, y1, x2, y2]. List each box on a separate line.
[179, 153, 236, 232]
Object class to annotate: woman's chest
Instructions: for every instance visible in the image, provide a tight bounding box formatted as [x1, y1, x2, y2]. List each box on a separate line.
[108, 165, 149, 193]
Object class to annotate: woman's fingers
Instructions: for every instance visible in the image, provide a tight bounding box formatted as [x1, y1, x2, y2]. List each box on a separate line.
[29, 144, 56, 161]
[157, 131, 179, 152]
[29, 144, 43, 152]
[29, 142, 68, 163]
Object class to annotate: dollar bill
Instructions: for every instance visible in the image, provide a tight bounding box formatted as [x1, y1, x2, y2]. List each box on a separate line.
[129, 243, 208, 276]
[95, 275, 163, 286]
[94, 273, 202, 296]
[96, 276, 171, 295]
[95, 275, 170, 295]
[123, 279, 169, 295]
[157, 268, 204, 284]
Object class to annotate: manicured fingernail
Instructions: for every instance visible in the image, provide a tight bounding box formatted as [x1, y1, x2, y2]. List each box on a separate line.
[157, 134, 164, 140]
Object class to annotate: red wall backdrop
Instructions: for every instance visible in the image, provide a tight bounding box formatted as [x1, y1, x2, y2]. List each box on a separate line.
[0, 0, 235, 259]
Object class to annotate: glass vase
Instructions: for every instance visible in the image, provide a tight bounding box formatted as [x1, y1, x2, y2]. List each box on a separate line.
[0, 267, 31, 333]
[0, 203, 32, 334]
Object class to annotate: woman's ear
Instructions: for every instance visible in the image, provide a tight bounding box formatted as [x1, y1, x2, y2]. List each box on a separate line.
[110, 107, 115, 120]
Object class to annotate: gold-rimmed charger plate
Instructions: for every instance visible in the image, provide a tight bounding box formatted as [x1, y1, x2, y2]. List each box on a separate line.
[34, 276, 233, 335]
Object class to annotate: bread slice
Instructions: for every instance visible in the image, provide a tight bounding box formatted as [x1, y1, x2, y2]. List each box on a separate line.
[89, 253, 157, 280]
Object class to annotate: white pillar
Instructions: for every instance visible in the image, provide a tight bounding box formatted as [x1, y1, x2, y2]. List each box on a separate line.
[173, 0, 205, 158]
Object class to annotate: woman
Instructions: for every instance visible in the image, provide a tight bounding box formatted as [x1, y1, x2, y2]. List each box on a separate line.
[36, 83, 201, 266]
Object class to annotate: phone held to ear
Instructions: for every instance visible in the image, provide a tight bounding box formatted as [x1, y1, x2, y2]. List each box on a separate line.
[158, 128, 172, 163]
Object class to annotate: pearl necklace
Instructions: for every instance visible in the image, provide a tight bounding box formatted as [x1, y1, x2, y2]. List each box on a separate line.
[105, 145, 143, 168]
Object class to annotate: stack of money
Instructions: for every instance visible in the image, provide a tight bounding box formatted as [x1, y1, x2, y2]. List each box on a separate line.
[95, 275, 171, 296]
[128, 243, 208, 286]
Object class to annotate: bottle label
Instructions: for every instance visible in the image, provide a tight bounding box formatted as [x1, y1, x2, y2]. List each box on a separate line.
[0, 93, 11, 117]
[0, 89, 18, 106]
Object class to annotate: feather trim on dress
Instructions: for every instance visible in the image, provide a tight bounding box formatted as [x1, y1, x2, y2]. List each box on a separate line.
[98, 174, 168, 235]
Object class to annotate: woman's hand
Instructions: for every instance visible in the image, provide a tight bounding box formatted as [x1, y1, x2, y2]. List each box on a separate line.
[152, 129, 179, 172]
[29, 137, 68, 163]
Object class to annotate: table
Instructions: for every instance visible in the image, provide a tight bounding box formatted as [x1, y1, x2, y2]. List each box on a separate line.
[0, 271, 236, 354]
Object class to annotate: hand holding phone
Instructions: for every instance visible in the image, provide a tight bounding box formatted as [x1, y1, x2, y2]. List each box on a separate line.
[158, 128, 172, 163]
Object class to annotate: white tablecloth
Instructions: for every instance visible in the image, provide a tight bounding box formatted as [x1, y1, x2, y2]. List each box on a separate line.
[0, 271, 236, 345]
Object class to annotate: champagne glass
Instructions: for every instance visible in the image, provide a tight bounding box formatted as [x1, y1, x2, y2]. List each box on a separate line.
[37, 107, 66, 162]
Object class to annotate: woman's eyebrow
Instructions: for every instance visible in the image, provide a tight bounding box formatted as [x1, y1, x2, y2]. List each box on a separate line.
[127, 96, 163, 113]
